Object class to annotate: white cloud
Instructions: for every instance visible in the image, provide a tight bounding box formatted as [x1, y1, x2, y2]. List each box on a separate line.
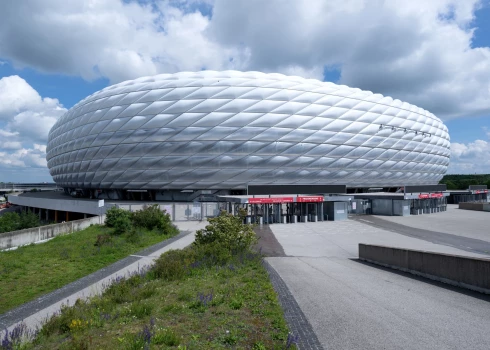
[208, 0, 490, 119]
[0, 76, 66, 176]
[0, 0, 241, 84]
[0, 75, 42, 119]
[2, 141, 22, 150]
[1, 1, 489, 119]
[448, 134, 490, 173]
[33, 144, 47, 153]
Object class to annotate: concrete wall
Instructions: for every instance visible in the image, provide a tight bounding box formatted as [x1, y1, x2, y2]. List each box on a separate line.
[392, 200, 411, 216]
[115, 202, 224, 221]
[325, 202, 348, 221]
[459, 202, 490, 212]
[0, 215, 106, 250]
[359, 244, 490, 294]
[9, 194, 109, 215]
[371, 199, 393, 215]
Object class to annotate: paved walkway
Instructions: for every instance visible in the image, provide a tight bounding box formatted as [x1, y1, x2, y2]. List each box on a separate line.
[1, 221, 206, 334]
[375, 204, 490, 242]
[266, 220, 490, 350]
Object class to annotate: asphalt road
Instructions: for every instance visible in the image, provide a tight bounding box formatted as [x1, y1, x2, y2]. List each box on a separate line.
[266, 220, 490, 350]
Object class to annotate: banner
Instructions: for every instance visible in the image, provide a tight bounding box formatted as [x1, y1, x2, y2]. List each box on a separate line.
[248, 197, 294, 204]
[296, 196, 324, 202]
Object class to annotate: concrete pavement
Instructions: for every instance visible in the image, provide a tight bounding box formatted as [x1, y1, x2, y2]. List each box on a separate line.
[266, 220, 490, 350]
[375, 204, 490, 242]
[268, 219, 488, 259]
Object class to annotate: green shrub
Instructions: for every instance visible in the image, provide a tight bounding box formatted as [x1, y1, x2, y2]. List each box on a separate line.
[112, 214, 132, 235]
[0, 212, 20, 233]
[0, 211, 41, 233]
[131, 204, 177, 235]
[105, 207, 131, 228]
[194, 210, 257, 253]
[194, 241, 233, 265]
[18, 211, 41, 229]
[151, 249, 196, 281]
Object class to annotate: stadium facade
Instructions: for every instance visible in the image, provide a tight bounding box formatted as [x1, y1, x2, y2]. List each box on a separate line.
[46, 71, 450, 200]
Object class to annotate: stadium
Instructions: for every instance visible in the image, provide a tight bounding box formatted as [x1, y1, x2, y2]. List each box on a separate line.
[46, 70, 451, 203]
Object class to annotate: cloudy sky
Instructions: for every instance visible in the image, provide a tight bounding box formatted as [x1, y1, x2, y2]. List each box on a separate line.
[0, 0, 489, 182]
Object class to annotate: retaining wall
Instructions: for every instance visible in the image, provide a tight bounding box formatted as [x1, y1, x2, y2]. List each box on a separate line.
[0, 215, 106, 250]
[459, 202, 490, 212]
[359, 244, 490, 294]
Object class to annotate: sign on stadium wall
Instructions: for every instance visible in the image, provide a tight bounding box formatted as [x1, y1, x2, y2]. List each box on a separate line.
[248, 197, 294, 204]
[296, 196, 324, 202]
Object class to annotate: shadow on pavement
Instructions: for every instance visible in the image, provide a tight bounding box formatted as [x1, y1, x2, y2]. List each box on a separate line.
[254, 225, 287, 257]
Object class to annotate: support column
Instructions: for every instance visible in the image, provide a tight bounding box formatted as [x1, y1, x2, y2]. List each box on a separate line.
[46, 209, 49, 222]
[66, 211, 69, 222]
[55, 210, 58, 223]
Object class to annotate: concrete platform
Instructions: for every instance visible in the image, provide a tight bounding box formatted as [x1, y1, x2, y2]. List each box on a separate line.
[266, 220, 490, 349]
[374, 204, 490, 243]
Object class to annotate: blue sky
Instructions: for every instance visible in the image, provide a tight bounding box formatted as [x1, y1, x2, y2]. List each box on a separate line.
[0, 0, 489, 182]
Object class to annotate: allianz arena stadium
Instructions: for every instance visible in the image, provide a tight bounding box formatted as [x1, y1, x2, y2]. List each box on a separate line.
[46, 71, 450, 198]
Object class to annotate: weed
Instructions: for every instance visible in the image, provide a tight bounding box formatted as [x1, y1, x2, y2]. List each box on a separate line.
[1, 322, 36, 349]
[153, 328, 179, 346]
[253, 342, 267, 350]
[125, 228, 142, 244]
[229, 297, 243, 310]
[94, 234, 113, 247]
[129, 302, 153, 319]
[220, 329, 238, 345]
[177, 290, 193, 302]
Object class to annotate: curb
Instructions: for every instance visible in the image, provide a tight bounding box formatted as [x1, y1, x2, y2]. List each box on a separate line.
[263, 259, 324, 350]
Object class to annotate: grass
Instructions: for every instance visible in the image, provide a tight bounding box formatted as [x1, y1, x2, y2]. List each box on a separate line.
[15, 249, 297, 349]
[0, 224, 178, 314]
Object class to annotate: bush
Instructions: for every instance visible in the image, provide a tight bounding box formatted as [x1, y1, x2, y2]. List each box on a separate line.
[105, 207, 131, 228]
[0, 211, 40, 233]
[194, 210, 257, 253]
[19, 211, 41, 229]
[193, 241, 234, 266]
[151, 249, 197, 281]
[131, 205, 177, 235]
[105, 207, 132, 235]
[112, 214, 132, 235]
[0, 212, 20, 233]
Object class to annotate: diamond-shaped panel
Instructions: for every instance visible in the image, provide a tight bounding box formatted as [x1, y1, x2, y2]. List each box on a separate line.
[46, 71, 451, 189]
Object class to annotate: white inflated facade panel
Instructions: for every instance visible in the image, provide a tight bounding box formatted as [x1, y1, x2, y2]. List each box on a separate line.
[46, 71, 450, 190]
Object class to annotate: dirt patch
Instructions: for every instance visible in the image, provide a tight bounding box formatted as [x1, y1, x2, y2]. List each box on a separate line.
[254, 225, 287, 257]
